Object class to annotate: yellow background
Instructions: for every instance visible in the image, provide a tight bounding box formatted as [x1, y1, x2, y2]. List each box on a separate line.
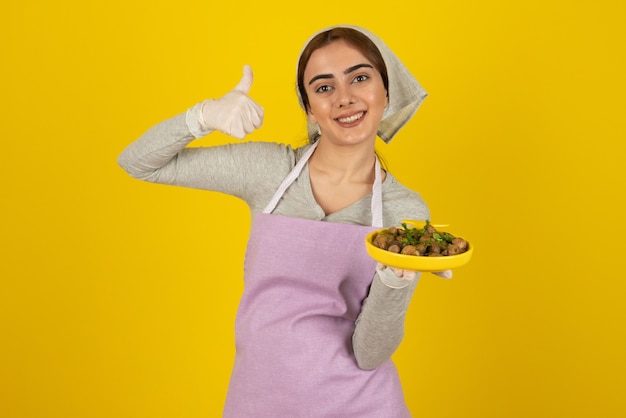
[2, 0, 625, 417]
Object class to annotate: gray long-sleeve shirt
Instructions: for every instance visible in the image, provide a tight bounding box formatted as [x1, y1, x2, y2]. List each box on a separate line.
[118, 111, 430, 369]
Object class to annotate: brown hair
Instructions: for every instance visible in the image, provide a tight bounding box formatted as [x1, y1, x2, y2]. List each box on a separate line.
[297, 27, 389, 112]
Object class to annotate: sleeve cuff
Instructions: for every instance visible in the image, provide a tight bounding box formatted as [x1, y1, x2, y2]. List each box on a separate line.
[375, 266, 419, 289]
[186, 101, 214, 139]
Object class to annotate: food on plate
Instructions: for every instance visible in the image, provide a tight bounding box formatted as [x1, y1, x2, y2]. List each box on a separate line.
[371, 221, 469, 257]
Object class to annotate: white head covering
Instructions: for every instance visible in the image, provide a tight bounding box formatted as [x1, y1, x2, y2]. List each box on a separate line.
[296, 25, 428, 143]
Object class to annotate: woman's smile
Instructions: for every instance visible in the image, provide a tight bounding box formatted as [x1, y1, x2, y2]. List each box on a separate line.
[336, 110, 366, 125]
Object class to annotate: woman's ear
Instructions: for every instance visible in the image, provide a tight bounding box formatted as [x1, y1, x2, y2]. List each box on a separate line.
[307, 111, 318, 125]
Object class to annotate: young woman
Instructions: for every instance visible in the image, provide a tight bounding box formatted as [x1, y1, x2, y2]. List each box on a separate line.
[119, 25, 449, 418]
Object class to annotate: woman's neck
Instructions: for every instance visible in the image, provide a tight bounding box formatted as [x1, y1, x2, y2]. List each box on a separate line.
[309, 139, 377, 185]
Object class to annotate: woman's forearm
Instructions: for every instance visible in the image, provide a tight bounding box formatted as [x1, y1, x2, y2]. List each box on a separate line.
[352, 273, 419, 370]
[117, 112, 198, 182]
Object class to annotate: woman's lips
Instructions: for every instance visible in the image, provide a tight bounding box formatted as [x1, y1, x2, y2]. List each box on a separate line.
[336, 111, 365, 124]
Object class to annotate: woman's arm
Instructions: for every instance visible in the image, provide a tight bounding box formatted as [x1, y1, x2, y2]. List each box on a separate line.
[118, 66, 264, 193]
[118, 110, 296, 209]
[352, 269, 419, 370]
[351, 181, 431, 369]
[117, 112, 199, 183]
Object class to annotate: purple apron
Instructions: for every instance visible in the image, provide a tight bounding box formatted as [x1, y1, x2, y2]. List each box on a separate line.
[223, 143, 411, 417]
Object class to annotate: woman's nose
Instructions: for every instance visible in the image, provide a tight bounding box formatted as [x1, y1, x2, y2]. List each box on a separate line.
[335, 85, 355, 107]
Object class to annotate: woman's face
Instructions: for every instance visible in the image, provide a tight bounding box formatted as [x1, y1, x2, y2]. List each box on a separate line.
[303, 39, 388, 147]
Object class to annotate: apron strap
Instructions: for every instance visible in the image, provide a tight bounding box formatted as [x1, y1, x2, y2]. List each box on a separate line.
[371, 157, 383, 228]
[263, 141, 319, 215]
[263, 141, 384, 228]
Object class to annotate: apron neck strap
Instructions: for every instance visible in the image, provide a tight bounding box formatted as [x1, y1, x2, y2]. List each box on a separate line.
[371, 157, 383, 228]
[263, 141, 384, 228]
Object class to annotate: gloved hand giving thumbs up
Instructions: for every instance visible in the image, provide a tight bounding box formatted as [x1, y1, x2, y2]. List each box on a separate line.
[199, 65, 264, 139]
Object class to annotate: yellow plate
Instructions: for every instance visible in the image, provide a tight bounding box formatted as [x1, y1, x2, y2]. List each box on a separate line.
[365, 225, 474, 272]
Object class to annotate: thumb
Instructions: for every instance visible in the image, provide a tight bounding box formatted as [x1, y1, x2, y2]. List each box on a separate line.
[431, 270, 453, 279]
[233, 65, 253, 95]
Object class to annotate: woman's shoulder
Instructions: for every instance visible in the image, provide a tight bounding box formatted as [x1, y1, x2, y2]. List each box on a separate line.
[233, 140, 297, 154]
[207, 141, 300, 173]
[382, 173, 430, 226]
[232, 141, 310, 163]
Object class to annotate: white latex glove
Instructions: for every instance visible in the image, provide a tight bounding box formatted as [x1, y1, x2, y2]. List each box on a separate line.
[376, 263, 452, 289]
[200, 65, 264, 139]
[376, 263, 418, 289]
[432, 270, 453, 279]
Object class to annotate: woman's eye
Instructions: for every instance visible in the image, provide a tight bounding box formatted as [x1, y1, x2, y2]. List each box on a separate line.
[315, 85, 332, 93]
[354, 74, 369, 83]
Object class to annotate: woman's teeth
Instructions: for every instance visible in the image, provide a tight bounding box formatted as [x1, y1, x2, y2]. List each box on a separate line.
[337, 112, 364, 123]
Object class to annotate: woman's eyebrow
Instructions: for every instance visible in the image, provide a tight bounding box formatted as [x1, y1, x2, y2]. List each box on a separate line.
[308, 73, 333, 86]
[308, 63, 374, 86]
[344, 63, 374, 75]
